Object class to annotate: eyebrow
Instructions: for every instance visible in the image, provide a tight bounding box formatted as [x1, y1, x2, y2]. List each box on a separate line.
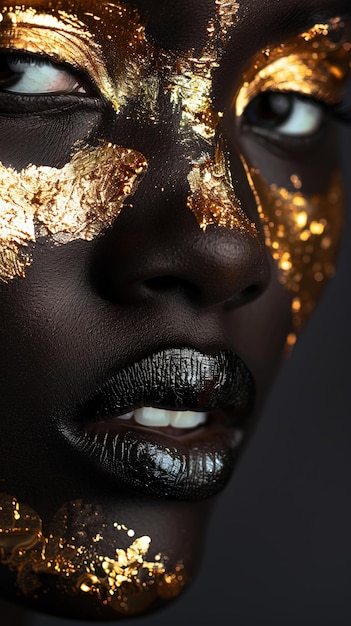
[238, 0, 351, 47]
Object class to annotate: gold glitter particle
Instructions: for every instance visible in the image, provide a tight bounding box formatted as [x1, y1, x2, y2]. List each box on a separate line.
[0, 495, 186, 615]
[0, 142, 147, 282]
[290, 174, 302, 190]
[286, 333, 297, 348]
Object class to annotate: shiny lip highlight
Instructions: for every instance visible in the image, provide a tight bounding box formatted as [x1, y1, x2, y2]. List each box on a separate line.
[60, 347, 255, 500]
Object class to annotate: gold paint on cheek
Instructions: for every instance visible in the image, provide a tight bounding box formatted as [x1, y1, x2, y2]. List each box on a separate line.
[235, 19, 351, 117]
[0, 495, 186, 615]
[187, 138, 258, 238]
[0, 142, 148, 282]
[244, 163, 344, 332]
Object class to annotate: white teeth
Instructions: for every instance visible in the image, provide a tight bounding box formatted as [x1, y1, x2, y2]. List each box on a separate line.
[133, 407, 207, 429]
[116, 411, 134, 420]
[134, 407, 170, 427]
[170, 411, 207, 428]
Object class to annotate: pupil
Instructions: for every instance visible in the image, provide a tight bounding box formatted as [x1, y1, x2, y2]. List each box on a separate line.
[246, 92, 293, 128]
[0, 55, 13, 84]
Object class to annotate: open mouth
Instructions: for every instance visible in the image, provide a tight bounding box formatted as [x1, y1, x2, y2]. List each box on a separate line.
[60, 347, 255, 500]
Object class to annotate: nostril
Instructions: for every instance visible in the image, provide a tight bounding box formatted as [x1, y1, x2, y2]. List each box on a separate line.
[146, 275, 181, 291]
[145, 275, 201, 299]
[223, 283, 265, 311]
[241, 283, 262, 302]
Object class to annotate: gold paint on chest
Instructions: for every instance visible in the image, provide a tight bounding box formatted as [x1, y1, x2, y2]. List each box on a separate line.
[0, 143, 147, 282]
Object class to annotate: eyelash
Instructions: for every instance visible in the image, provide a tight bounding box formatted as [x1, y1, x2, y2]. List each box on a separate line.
[329, 99, 351, 124]
[0, 50, 98, 97]
[1, 50, 351, 133]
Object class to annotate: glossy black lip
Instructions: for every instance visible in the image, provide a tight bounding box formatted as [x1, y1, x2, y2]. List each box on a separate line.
[61, 347, 255, 500]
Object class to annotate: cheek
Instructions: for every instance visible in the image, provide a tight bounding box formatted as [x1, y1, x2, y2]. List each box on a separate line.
[249, 169, 344, 333]
[0, 143, 147, 282]
[237, 129, 345, 335]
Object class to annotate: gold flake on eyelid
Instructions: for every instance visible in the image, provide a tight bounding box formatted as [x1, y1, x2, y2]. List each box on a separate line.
[243, 162, 344, 332]
[233, 19, 349, 333]
[0, 495, 186, 614]
[0, 2, 150, 111]
[235, 18, 351, 117]
[0, 142, 147, 282]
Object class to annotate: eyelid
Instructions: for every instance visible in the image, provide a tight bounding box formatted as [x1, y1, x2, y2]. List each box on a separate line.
[0, 14, 117, 106]
[0, 50, 100, 97]
[233, 21, 351, 119]
[235, 53, 345, 118]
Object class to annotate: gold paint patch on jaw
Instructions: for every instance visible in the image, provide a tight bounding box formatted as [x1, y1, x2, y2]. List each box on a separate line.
[0, 495, 186, 615]
[0, 142, 147, 282]
[235, 18, 351, 118]
[245, 166, 344, 331]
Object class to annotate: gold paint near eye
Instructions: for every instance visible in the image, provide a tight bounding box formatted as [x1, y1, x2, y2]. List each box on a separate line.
[233, 20, 349, 333]
[0, 142, 148, 282]
[0, 3, 150, 112]
[242, 160, 344, 332]
[234, 19, 351, 120]
[163, 0, 240, 141]
[0, 495, 186, 614]
[187, 138, 258, 236]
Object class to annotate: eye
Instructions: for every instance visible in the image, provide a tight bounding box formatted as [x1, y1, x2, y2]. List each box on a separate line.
[0, 52, 88, 95]
[243, 92, 325, 137]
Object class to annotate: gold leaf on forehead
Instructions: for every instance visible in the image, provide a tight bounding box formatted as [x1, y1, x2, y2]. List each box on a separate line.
[0, 142, 148, 282]
[163, 1, 240, 141]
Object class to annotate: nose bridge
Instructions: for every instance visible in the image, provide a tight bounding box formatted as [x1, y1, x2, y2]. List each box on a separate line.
[91, 124, 270, 309]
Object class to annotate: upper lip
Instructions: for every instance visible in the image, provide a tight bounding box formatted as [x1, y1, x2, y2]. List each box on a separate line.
[62, 346, 255, 500]
[76, 346, 255, 421]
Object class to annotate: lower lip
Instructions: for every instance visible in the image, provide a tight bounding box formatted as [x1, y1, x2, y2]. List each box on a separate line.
[61, 410, 247, 500]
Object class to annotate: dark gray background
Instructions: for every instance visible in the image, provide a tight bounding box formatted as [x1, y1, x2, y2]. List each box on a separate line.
[3, 126, 351, 626]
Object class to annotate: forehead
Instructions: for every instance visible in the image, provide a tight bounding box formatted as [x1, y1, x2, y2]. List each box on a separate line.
[6, 0, 351, 50]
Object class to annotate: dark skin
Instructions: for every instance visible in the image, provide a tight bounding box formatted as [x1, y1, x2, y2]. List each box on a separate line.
[0, 0, 349, 620]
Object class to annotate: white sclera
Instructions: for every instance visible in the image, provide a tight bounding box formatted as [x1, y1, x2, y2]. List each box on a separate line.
[6, 57, 86, 94]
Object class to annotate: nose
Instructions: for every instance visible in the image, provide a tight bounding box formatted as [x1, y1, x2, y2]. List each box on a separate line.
[91, 147, 270, 309]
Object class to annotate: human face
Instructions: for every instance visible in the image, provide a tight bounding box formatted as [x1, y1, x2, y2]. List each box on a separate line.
[0, 0, 349, 620]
